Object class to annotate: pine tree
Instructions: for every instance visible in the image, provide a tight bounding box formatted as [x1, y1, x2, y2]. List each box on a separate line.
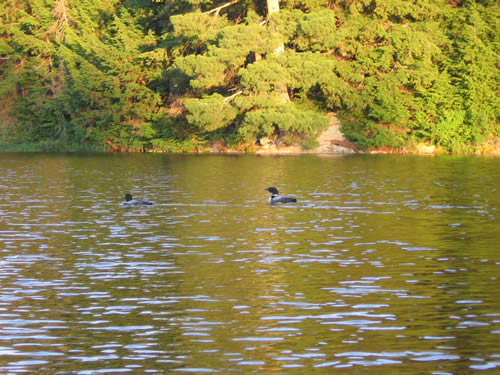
[0, 0, 497, 152]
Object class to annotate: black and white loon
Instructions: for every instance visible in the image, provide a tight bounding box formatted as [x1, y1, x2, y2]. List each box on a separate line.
[121, 193, 153, 206]
[265, 187, 297, 204]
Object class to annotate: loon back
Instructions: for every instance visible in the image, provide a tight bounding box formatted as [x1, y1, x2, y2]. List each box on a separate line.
[271, 196, 297, 204]
[122, 194, 153, 206]
[265, 187, 297, 204]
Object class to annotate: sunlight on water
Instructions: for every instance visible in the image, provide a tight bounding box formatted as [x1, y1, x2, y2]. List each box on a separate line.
[0, 153, 498, 374]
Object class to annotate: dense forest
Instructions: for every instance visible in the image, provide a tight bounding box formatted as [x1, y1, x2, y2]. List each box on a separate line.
[0, 0, 498, 153]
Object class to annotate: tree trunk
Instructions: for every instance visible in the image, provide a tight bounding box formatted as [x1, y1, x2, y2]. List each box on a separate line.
[266, 0, 280, 15]
[266, 0, 283, 54]
[266, 0, 288, 102]
[51, 0, 69, 42]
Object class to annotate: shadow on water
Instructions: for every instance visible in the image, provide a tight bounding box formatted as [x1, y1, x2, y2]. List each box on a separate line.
[0, 153, 499, 373]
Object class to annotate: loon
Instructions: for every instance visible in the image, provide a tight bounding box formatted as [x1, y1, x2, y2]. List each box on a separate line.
[121, 193, 153, 206]
[265, 187, 297, 204]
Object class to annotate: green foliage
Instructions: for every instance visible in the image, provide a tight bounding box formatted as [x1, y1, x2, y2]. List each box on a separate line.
[185, 94, 238, 131]
[342, 119, 407, 151]
[281, 0, 329, 12]
[432, 110, 470, 152]
[240, 60, 290, 94]
[295, 10, 337, 52]
[213, 23, 283, 65]
[0, 0, 498, 153]
[169, 11, 229, 54]
[238, 103, 329, 142]
[171, 11, 227, 42]
[443, 3, 499, 143]
[173, 55, 226, 90]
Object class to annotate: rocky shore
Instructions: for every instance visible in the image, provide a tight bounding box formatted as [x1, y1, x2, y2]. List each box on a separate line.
[206, 116, 500, 156]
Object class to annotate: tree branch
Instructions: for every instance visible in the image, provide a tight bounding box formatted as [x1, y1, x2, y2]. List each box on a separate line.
[224, 90, 242, 103]
[47, 0, 69, 42]
[204, 0, 240, 17]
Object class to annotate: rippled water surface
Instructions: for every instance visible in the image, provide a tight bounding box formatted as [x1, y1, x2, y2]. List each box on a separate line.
[0, 152, 499, 374]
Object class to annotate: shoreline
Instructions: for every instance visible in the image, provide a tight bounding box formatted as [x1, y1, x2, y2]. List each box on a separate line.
[202, 118, 500, 156]
[1, 144, 499, 156]
[2, 119, 499, 155]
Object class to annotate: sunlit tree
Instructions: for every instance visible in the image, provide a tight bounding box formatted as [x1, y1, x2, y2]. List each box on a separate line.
[0, 0, 497, 152]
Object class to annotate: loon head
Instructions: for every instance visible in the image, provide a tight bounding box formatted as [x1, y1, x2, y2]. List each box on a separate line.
[122, 193, 153, 206]
[265, 187, 279, 196]
[265, 187, 297, 204]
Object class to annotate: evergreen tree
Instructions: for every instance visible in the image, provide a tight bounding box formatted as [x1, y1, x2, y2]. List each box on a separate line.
[0, 0, 498, 153]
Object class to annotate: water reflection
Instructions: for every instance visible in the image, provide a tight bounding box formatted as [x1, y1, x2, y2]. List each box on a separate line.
[0, 153, 498, 374]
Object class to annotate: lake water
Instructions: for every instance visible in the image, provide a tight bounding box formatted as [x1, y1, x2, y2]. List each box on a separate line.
[0, 152, 499, 374]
